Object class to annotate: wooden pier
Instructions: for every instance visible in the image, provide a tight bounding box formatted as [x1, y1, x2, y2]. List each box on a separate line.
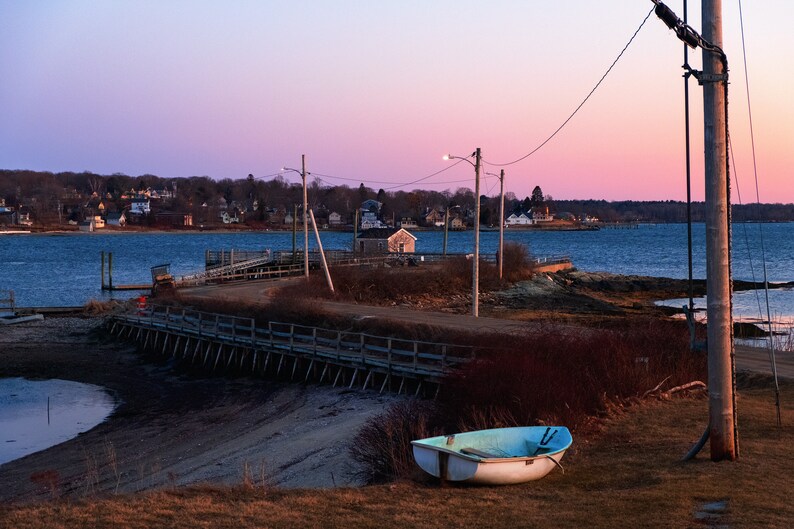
[109, 305, 475, 396]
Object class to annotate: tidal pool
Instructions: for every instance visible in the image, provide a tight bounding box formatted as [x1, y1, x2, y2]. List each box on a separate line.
[0, 378, 116, 466]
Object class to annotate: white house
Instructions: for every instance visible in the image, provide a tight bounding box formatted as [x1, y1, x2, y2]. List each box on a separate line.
[328, 212, 342, 226]
[505, 212, 532, 226]
[130, 198, 150, 215]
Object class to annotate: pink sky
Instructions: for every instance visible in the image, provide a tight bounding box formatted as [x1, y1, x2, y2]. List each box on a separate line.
[1, 1, 792, 203]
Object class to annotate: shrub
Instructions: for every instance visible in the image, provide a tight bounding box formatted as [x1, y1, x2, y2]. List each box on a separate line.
[349, 399, 437, 483]
[353, 319, 705, 481]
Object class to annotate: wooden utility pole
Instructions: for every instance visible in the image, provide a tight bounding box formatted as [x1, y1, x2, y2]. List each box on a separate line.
[472, 148, 481, 317]
[498, 169, 505, 280]
[702, 0, 737, 461]
[302, 154, 309, 278]
[443, 208, 449, 256]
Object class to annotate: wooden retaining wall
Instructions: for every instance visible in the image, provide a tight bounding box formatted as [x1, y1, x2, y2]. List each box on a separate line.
[109, 305, 475, 396]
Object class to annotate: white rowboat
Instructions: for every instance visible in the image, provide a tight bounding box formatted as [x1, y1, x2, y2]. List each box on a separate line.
[411, 426, 572, 485]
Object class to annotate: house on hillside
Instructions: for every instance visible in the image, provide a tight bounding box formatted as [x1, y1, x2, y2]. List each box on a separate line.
[130, 198, 150, 215]
[355, 228, 416, 254]
[359, 199, 386, 230]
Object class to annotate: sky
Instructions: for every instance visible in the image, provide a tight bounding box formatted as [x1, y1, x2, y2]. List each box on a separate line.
[1, 1, 792, 203]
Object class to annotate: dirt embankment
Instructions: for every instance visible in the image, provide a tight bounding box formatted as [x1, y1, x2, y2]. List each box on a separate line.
[0, 317, 396, 503]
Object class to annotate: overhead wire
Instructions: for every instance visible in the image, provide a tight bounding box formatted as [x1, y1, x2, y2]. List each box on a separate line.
[483, 6, 655, 167]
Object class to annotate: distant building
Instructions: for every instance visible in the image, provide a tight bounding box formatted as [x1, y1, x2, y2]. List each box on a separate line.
[399, 217, 418, 229]
[355, 228, 416, 254]
[78, 220, 95, 232]
[106, 211, 127, 227]
[130, 198, 150, 215]
[531, 207, 553, 223]
[424, 209, 445, 227]
[328, 212, 342, 226]
[505, 212, 532, 226]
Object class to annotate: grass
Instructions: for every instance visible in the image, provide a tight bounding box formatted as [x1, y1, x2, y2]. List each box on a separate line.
[2, 376, 791, 529]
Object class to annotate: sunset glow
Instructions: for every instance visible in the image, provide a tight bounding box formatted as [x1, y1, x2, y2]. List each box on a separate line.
[1, 1, 792, 202]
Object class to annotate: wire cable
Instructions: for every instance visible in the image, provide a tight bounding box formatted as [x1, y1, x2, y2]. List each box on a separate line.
[483, 6, 654, 167]
[737, 0, 781, 426]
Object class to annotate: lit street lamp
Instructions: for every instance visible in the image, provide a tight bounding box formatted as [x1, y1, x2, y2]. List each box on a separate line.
[443, 148, 481, 317]
[281, 154, 310, 278]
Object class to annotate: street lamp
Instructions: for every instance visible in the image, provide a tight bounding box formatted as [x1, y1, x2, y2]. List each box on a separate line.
[281, 154, 310, 278]
[443, 148, 481, 317]
[486, 170, 505, 280]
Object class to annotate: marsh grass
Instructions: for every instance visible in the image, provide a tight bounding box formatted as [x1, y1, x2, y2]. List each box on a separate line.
[3, 377, 792, 529]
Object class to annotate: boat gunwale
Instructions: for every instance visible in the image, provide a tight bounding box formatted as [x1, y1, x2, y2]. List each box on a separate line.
[410, 426, 572, 463]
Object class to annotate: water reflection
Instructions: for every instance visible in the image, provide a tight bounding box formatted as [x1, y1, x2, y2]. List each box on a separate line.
[0, 378, 116, 466]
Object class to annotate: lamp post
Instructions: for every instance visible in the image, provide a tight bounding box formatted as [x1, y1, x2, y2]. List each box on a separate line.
[444, 148, 481, 317]
[282, 155, 310, 278]
[486, 170, 505, 280]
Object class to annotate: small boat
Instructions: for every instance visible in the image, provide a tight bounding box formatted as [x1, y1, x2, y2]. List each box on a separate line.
[411, 426, 572, 485]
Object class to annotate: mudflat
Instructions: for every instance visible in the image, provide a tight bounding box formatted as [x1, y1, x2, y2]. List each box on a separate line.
[0, 317, 396, 502]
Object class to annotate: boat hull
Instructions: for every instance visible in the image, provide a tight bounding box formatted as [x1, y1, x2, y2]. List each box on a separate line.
[411, 426, 571, 485]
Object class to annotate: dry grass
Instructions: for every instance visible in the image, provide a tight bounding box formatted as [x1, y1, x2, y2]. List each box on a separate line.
[2, 377, 792, 529]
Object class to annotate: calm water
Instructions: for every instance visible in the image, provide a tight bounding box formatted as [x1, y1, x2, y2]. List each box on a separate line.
[0, 378, 116, 466]
[0, 223, 792, 317]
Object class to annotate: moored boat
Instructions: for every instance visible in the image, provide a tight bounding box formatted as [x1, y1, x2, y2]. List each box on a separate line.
[411, 426, 572, 485]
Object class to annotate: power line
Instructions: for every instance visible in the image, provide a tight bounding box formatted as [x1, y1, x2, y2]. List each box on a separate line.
[483, 6, 655, 167]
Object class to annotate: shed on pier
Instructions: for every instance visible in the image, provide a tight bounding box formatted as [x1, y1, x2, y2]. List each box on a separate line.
[355, 228, 416, 254]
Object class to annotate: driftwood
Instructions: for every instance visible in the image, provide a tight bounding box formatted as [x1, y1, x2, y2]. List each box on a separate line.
[642, 376, 671, 399]
[643, 378, 707, 399]
[662, 381, 706, 397]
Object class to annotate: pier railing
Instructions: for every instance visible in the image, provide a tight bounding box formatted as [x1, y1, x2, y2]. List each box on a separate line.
[110, 304, 476, 392]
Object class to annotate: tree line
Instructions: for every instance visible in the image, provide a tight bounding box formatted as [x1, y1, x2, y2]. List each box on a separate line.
[1, 169, 792, 226]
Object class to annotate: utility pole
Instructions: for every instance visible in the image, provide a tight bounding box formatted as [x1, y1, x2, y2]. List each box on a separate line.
[302, 154, 309, 278]
[443, 208, 449, 256]
[702, 0, 736, 461]
[472, 147, 481, 317]
[498, 169, 505, 280]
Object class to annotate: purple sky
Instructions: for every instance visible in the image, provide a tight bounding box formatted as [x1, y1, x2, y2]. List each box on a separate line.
[1, 1, 792, 202]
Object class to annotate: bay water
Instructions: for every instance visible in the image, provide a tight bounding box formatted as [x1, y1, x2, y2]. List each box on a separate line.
[0, 223, 791, 322]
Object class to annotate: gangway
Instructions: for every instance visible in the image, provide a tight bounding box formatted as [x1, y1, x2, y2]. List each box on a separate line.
[177, 254, 275, 286]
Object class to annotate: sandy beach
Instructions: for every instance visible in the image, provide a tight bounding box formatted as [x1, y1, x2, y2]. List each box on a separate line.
[0, 316, 397, 502]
